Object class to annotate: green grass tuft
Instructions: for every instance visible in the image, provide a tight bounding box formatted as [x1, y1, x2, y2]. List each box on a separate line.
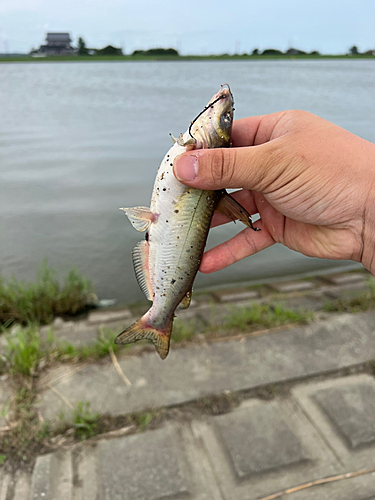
[171, 319, 197, 343]
[72, 402, 100, 440]
[2, 325, 119, 377]
[0, 261, 95, 327]
[324, 280, 375, 313]
[4, 325, 52, 376]
[222, 303, 312, 331]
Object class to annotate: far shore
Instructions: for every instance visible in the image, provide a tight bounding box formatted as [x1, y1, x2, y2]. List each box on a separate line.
[1, 54, 374, 63]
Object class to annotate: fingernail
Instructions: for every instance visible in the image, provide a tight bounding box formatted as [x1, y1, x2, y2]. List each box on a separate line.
[174, 154, 198, 181]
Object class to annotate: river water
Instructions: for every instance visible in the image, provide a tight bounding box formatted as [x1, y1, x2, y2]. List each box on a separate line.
[0, 60, 374, 304]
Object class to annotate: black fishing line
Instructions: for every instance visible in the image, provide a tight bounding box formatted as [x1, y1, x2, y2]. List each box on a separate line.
[188, 94, 227, 140]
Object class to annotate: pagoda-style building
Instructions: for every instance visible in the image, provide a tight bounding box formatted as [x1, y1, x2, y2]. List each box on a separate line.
[35, 33, 76, 56]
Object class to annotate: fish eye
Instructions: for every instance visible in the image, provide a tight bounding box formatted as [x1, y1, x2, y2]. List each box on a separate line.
[220, 111, 232, 129]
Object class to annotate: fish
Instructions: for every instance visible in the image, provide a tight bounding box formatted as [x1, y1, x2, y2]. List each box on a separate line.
[115, 84, 259, 359]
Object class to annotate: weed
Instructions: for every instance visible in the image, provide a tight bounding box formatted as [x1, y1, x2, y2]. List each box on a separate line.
[324, 280, 375, 313]
[57, 328, 120, 363]
[135, 412, 154, 430]
[171, 319, 197, 343]
[222, 303, 312, 331]
[3, 325, 53, 376]
[0, 387, 50, 466]
[0, 261, 95, 327]
[0, 455, 6, 466]
[72, 402, 100, 440]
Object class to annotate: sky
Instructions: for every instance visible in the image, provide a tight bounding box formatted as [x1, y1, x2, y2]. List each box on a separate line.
[0, 0, 374, 55]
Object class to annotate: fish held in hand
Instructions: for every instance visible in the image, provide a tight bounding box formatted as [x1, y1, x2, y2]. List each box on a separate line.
[116, 85, 259, 359]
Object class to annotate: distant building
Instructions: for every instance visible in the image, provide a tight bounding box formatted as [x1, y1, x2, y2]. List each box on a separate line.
[32, 33, 76, 56]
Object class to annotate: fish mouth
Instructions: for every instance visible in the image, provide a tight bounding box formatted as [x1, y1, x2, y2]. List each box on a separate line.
[215, 83, 233, 101]
[208, 83, 234, 112]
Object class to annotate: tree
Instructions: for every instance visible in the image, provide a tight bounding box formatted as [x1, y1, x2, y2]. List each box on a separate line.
[96, 45, 123, 56]
[132, 48, 179, 57]
[252, 48, 259, 55]
[78, 37, 88, 56]
[350, 45, 359, 55]
[262, 49, 283, 56]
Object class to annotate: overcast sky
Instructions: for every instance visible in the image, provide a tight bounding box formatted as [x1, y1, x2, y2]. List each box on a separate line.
[0, 0, 374, 55]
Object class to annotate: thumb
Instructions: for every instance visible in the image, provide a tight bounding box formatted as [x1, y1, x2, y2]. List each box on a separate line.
[173, 143, 278, 191]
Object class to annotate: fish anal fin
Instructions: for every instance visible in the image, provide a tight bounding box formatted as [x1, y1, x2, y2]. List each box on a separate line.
[178, 288, 192, 310]
[132, 241, 153, 301]
[120, 206, 156, 232]
[114, 315, 173, 360]
[216, 191, 260, 231]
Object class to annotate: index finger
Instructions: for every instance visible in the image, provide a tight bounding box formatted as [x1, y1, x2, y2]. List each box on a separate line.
[231, 112, 287, 147]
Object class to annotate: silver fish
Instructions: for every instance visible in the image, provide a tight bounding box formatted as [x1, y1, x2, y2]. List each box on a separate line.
[116, 85, 259, 359]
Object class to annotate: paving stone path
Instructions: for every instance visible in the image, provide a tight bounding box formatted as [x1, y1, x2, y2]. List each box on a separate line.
[1, 271, 375, 499]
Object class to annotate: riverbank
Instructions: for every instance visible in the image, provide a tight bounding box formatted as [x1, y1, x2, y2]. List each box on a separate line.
[1, 269, 375, 499]
[1, 54, 375, 63]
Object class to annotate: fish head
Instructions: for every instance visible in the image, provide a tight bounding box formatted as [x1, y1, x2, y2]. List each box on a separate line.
[190, 84, 234, 149]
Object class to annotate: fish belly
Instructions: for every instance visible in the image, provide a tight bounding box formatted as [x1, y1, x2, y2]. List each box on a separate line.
[147, 186, 220, 329]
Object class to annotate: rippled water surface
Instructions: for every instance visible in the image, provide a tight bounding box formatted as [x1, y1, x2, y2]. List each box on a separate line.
[0, 60, 374, 303]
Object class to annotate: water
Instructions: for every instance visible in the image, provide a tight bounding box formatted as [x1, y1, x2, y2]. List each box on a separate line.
[0, 60, 374, 304]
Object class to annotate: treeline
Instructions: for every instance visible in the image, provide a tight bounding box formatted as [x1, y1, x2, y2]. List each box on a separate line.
[78, 38, 179, 57]
[76, 37, 374, 58]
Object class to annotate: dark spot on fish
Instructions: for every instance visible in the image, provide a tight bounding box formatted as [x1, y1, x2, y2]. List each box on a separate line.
[170, 163, 173, 166]
[186, 249, 190, 253]
[190, 256, 194, 259]
[145, 232, 149, 242]
[174, 209, 179, 213]
[177, 236, 179, 239]
[163, 188, 166, 191]
[166, 220, 168, 222]
[171, 279, 176, 284]
[160, 173, 165, 180]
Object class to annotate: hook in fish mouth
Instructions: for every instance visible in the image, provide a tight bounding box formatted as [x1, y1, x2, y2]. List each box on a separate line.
[188, 84, 233, 140]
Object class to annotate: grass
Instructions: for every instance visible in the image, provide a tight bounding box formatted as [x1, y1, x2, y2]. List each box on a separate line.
[171, 319, 198, 343]
[3, 326, 52, 376]
[72, 402, 100, 440]
[220, 303, 312, 332]
[0, 261, 95, 327]
[0, 387, 50, 467]
[323, 280, 375, 313]
[1, 325, 119, 377]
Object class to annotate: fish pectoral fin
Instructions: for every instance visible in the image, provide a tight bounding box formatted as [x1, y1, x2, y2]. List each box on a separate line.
[132, 241, 153, 301]
[169, 133, 179, 144]
[216, 191, 261, 231]
[178, 288, 193, 310]
[115, 315, 173, 360]
[120, 206, 156, 232]
[170, 132, 196, 148]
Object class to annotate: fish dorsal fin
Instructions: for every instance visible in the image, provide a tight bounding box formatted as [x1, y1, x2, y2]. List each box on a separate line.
[132, 241, 153, 301]
[178, 288, 192, 310]
[120, 207, 155, 232]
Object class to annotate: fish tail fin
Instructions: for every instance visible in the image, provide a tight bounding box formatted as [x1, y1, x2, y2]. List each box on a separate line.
[114, 315, 173, 360]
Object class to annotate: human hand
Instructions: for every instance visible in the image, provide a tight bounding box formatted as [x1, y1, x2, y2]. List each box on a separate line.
[173, 111, 375, 275]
